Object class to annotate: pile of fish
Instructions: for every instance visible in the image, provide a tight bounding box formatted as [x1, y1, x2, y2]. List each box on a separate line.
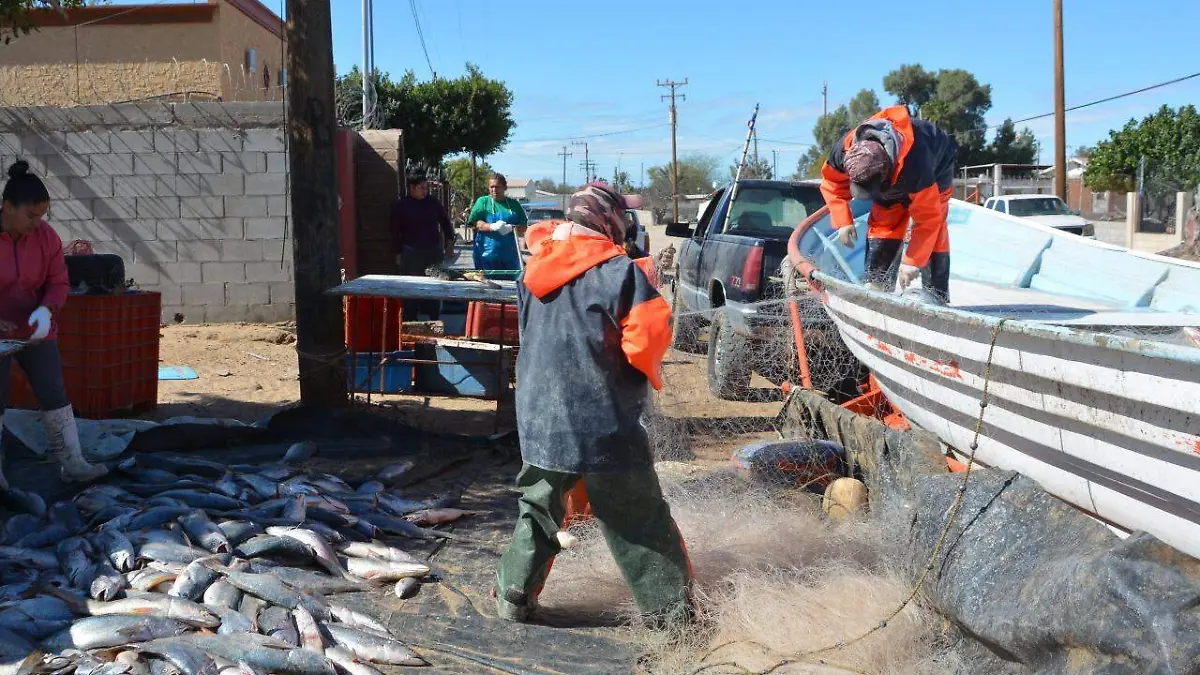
[0, 444, 478, 675]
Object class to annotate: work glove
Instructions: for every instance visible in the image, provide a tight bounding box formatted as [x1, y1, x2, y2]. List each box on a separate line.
[494, 223, 514, 236]
[838, 225, 858, 247]
[27, 306, 51, 341]
[897, 264, 921, 290]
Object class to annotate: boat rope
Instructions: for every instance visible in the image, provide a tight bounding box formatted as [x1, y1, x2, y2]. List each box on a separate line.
[685, 318, 1011, 675]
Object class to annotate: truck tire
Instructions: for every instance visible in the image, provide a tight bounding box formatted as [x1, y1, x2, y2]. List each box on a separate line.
[670, 281, 706, 354]
[707, 309, 751, 400]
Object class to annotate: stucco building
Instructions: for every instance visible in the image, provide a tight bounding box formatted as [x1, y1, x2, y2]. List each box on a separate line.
[0, 0, 285, 106]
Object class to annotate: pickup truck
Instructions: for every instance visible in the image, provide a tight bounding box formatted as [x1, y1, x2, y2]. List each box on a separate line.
[666, 179, 828, 399]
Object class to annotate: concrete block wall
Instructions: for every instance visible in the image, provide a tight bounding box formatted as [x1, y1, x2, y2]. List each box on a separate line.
[353, 130, 403, 276]
[0, 102, 293, 323]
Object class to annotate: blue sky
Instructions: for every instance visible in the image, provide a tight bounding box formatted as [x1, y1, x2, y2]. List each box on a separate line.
[133, 0, 1200, 186]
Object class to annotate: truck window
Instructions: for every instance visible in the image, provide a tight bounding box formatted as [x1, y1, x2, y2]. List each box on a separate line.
[694, 190, 727, 238]
[722, 185, 825, 237]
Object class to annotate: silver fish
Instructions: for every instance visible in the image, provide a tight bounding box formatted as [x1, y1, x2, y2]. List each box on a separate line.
[204, 564, 330, 620]
[291, 606, 323, 653]
[0, 546, 57, 570]
[3, 489, 46, 518]
[321, 624, 424, 666]
[152, 491, 243, 512]
[321, 647, 384, 675]
[97, 529, 138, 573]
[281, 441, 318, 464]
[216, 521, 264, 547]
[393, 577, 419, 600]
[84, 596, 220, 628]
[0, 625, 32, 657]
[214, 472, 240, 499]
[201, 579, 242, 610]
[307, 475, 352, 494]
[103, 507, 194, 532]
[235, 535, 313, 563]
[127, 569, 177, 593]
[135, 638, 221, 675]
[42, 615, 190, 651]
[89, 561, 128, 601]
[237, 594, 267, 631]
[1, 515, 40, 544]
[57, 537, 97, 589]
[325, 603, 387, 634]
[357, 513, 449, 540]
[235, 474, 280, 501]
[376, 460, 415, 484]
[168, 554, 229, 601]
[116, 651, 152, 675]
[259, 606, 299, 647]
[281, 496, 307, 523]
[208, 604, 253, 636]
[343, 558, 429, 583]
[242, 565, 368, 596]
[336, 541, 422, 565]
[354, 481, 384, 495]
[178, 512, 231, 554]
[295, 522, 348, 545]
[12, 524, 70, 550]
[49, 501, 85, 533]
[164, 633, 337, 675]
[138, 541, 206, 565]
[263, 527, 345, 578]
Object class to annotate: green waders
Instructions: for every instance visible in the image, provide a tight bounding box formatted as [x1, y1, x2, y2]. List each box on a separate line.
[495, 463, 693, 624]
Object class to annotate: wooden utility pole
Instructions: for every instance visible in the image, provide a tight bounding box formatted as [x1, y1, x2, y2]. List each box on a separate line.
[557, 145, 572, 188]
[287, 0, 347, 406]
[822, 81, 828, 116]
[1053, 0, 1067, 201]
[658, 78, 687, 224]
[572, 140, 590, 182]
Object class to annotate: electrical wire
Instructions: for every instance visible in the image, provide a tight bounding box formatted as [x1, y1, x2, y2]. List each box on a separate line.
[408, 0, 435, 78]
[1005, 70, 1200, 126]
[513, 123, 669, 144]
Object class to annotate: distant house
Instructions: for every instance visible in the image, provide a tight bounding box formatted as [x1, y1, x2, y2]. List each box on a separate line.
[0, 0, 286, 106]
[1036, 157, 1088, 180]
[503, 178, 536, 201]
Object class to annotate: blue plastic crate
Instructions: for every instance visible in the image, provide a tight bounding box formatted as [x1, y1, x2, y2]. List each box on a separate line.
[346, 350, 416, 394]
[413, 339, 512, 399]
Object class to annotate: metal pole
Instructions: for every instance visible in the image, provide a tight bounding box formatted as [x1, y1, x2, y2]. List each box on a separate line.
[822, 81, 828, 116]
[722, 104, 760, 235]
[361, 0, 369, 127]
[1053, 0, 1066, 201]
[658, 78, 687, 223]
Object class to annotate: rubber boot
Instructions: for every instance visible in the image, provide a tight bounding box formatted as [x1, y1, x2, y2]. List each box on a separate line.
[0, 414, 8, 492]
[921, 251, 951, 303]
[863, 238, 904, 290]
[43, 405, 107, 483]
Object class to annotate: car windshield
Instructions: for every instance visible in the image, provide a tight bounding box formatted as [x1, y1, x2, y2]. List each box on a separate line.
[724, 185, 825, 238]
[526, 208, 564, 221]
[1007, 197, 1071, 217]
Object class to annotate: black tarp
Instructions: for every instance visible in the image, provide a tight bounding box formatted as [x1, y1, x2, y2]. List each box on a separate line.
[785, 390, 1200, 675]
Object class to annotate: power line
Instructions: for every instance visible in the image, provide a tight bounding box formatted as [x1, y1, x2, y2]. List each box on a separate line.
[408, 0, 434, 78]
[1006, 70, 1200, 126]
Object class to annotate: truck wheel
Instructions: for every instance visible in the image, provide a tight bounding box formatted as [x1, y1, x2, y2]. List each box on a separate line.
[707, 309, 751, 400]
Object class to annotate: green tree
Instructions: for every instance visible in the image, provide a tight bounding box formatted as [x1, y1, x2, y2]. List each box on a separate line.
[983, 118, 1039, 165]
[790, 89, 878, 179]
[646, 154, 720, 221]
[1084, 105, 1200, 200]
[729, 155, 773, 180]
[882, 64, 937, 117]
[1, 0, 92, 43]
[335, 64, 515, 167]
[444, 156, 493, 202]
[611, 170, 634, 193]
[847, 89, 881, 126]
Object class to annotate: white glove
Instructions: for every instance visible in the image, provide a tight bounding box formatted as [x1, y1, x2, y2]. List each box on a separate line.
[897, 264, 921, 290]
[27, 306, 51, 341]
[494, 223, 514, 235]
[838, 225, 858, 247]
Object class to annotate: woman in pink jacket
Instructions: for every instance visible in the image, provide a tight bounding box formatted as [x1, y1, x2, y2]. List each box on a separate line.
[0, 161, 107, 486]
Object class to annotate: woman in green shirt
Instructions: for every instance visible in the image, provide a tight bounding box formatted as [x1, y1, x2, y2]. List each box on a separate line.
[469, 173, 528, 271]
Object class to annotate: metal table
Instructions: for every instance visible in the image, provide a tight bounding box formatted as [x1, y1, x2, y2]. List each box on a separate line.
[327, 275, 519, 430]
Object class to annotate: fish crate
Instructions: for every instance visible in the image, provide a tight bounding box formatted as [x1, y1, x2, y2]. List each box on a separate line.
[345, 350, 417, 394]
[413, 338, 514, 399]
[344, 296, 404, 353]
[464, 301, 519, 343]
[8, 291, 161, 419]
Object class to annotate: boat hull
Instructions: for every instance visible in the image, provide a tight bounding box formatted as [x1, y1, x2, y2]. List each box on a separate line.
[819, 278, 1200, 560]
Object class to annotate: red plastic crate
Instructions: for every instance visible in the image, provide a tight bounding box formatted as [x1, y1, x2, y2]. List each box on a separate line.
[344, 296, 404, 352]
[465, 301, 518, 342]
[8, 292, 161, 419]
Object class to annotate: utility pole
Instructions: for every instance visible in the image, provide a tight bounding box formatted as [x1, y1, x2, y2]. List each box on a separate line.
[822, 81, 828, 116]
[1052, 0, 1067, 201]
[288, 0, 347, 406]
[772, 150, 778, 179]
[572, 140, 590, 182]
[752, 127, 759, 166]
[360, 0, 373, 128]
[557, 145, 572, 189]
[658, 78, 687, 224]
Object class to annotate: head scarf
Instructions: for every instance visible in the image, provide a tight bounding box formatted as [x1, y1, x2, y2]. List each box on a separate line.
[568, 182, 628, 243]
[844, 139, 891, 198]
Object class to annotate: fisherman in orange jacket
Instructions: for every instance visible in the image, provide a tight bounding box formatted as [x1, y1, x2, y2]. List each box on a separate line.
[493, 182, 693, 626]
[820, 105, 958, 300]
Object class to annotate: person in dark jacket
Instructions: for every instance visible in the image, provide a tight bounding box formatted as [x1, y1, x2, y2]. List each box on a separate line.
[390, 173, 455, 320]
[821, 105, 958, 300]
[0, 161, 107, 487]
[493, 182, 692, 625]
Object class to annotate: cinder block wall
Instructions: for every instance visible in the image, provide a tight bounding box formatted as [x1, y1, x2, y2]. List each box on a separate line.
[354, 130, 402, 276]
[0, 102, 293, 323]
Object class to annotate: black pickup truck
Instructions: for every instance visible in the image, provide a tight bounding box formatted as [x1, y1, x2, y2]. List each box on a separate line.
[666, 179, 828, 400]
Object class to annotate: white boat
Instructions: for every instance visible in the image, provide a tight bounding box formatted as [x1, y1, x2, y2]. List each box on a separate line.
[788, 199, 1200, 559]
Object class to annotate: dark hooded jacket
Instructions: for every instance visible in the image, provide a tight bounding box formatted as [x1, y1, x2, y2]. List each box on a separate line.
[514, 221, 672, 474]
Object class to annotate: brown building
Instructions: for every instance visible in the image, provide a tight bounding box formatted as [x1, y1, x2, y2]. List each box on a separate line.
[0, 0, 285, 106]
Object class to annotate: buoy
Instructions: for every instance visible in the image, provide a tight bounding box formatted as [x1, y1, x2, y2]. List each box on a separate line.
[823, 477, 867, 520]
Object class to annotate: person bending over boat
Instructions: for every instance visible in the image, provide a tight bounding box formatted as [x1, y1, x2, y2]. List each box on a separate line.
[0, 161, 108, 487]
[493, 182, 693, 626]
[820, 105, 958, 301]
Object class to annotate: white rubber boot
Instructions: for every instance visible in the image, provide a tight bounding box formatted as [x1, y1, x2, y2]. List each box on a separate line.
[0, 413, 8, 492]
[43, 405, 107, 483]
